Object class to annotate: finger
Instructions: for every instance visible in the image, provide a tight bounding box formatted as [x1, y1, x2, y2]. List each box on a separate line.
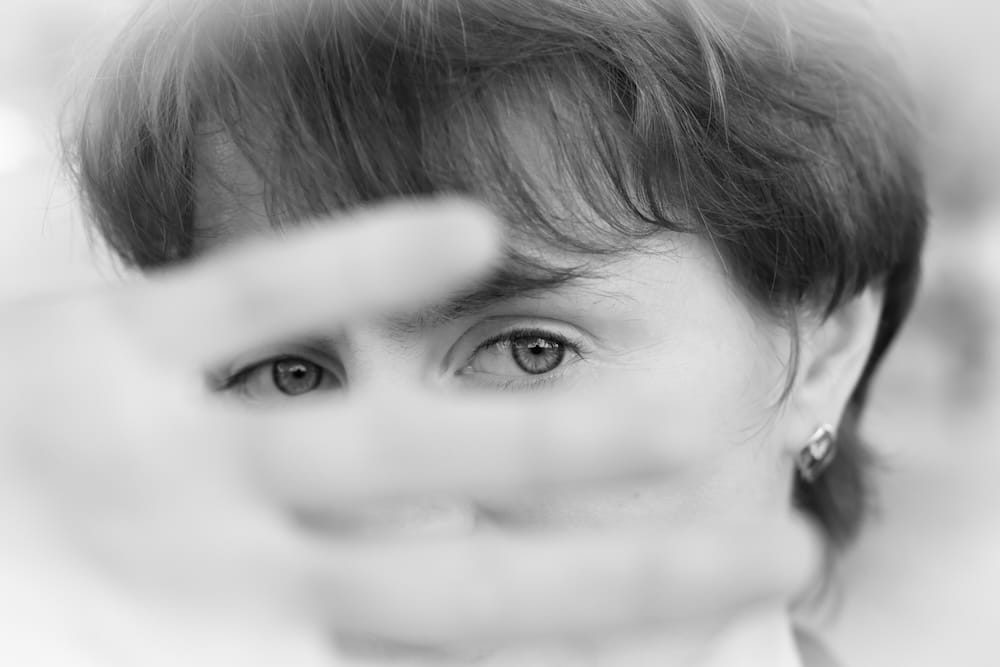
[111, 198, 500, 366]
[304, 516, 823, 645]
[226, 385, 703, 508]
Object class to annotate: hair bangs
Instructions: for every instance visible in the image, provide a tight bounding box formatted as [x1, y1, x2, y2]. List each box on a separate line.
[183, 5, 683, 271]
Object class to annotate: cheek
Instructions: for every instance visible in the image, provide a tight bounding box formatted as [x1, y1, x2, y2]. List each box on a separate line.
[486, 310, 793, 530]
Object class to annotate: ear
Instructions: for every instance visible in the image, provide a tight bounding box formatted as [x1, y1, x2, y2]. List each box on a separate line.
[781, 288, 884, 455]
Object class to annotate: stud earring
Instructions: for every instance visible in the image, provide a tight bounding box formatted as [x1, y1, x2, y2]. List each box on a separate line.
[796, 424, 836, 483]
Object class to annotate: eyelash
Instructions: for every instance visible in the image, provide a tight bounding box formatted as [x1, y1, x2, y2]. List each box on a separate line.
[218, 362, 265, 393]
[216, 327, 586, 395]
[471, 327, 582, 358]
[465, 326, 586, 388]
[216, 350, 334, 393]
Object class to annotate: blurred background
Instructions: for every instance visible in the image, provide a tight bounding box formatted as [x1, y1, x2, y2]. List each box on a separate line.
[1, 1, 997, 665]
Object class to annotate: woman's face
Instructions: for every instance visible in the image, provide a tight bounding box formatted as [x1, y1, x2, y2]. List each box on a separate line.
[194, 134, 801, 537]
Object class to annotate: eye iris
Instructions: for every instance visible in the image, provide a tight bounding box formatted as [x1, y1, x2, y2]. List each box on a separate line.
[272, 358, 323, 396]
[510, 337, 565, 375]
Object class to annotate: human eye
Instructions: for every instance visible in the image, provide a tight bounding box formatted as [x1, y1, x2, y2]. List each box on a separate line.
[217, 351, 343, 402]
[457, 324, 587, 390]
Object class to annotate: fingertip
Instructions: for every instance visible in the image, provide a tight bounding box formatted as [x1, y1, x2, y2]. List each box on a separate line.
[412, 197, 505, 274]
[329, 196, 504, 283]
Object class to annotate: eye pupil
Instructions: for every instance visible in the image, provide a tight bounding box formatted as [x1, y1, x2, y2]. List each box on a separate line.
[272, 358, 324, 396]
[511, 337, 565, 375]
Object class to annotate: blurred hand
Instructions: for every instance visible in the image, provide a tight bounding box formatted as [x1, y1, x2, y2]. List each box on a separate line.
[0, 199, 821, 666]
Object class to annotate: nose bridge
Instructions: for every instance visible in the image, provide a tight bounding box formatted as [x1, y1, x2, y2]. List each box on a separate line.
[346, 323, 431, 390]
[346, 318, 459, 393]
[338, 325, 478, 536]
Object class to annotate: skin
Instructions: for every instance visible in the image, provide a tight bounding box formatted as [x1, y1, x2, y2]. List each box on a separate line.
[195, 128, 797, 538]
[200, 204, 797, 533]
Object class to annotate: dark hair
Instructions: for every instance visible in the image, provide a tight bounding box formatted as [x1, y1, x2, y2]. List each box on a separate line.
[68, 0, 927, 548]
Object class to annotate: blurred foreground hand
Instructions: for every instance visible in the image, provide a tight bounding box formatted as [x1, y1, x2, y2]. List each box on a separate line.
[0, 200, 820, 666]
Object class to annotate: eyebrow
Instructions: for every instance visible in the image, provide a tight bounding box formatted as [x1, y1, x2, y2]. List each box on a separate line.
[289, 251, 612, 358]
[384, 255, 599, 335]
